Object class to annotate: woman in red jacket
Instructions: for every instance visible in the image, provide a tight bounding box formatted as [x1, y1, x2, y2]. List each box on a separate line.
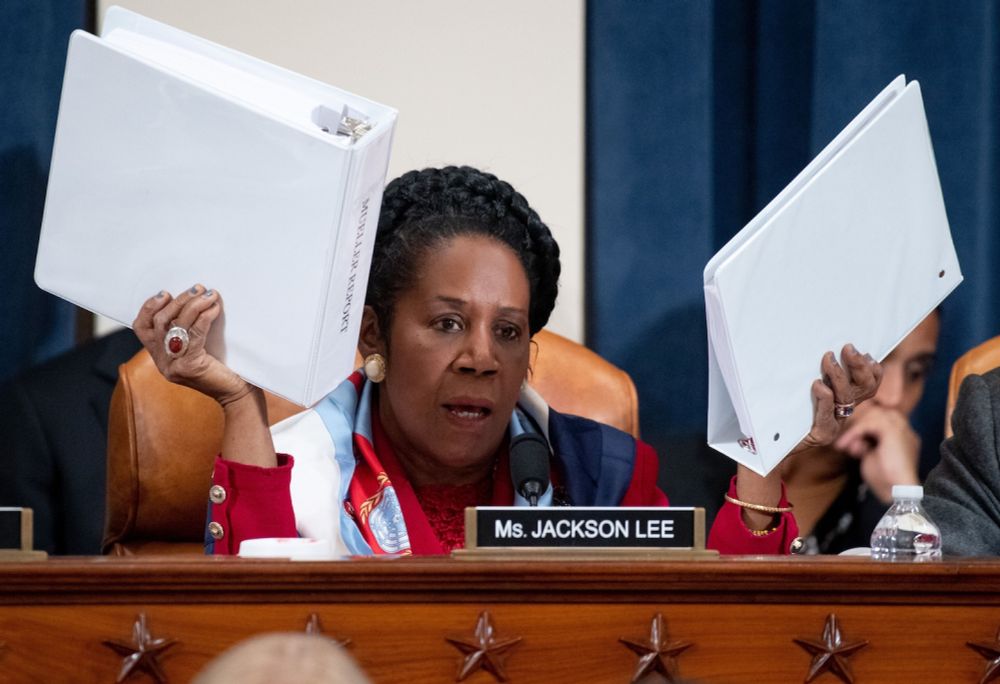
[132, 166, 881, 556]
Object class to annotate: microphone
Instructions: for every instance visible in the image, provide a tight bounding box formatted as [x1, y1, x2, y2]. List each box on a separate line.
[509, 432, 550, 507]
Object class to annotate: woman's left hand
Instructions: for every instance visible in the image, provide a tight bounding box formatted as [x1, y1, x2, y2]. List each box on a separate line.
[735, 344, 881, 531]
[792, 343, 883, 455]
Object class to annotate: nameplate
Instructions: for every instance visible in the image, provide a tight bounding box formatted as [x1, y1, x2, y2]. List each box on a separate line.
[465, 507, 705, 550]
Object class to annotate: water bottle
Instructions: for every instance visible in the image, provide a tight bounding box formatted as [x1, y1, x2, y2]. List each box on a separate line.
[870, 485, 942, 561]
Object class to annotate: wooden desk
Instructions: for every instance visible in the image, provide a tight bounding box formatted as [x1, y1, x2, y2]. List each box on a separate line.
[1, 555, 999, 683]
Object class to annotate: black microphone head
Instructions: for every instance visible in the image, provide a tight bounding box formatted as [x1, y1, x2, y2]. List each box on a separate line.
[509, 432, 550, 505]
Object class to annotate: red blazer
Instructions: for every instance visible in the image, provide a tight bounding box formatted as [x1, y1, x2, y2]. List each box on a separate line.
[207, 440, 797, 556]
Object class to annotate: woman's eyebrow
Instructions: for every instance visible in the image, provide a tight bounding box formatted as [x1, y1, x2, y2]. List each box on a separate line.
[432, 296, 527, 317]
[433, 296, 467, 307]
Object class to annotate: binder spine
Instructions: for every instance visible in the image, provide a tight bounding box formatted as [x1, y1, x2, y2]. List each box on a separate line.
[306, 125, 393, 405]
[704, 283, 755, 444]
[304, 160, 353, 406]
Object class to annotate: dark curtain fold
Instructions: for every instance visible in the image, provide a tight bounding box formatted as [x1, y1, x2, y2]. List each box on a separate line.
[587, 0, 1000, 487]
[0, 0, 89, 383]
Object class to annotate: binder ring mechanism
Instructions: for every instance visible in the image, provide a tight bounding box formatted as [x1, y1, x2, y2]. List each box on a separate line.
[312, 104, 374, 143]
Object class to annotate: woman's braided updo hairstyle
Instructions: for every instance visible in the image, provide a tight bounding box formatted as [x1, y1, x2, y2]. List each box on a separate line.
[366, 166, 560, 336]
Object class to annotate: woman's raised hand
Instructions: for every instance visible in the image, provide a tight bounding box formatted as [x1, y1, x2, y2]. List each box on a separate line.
[734, 344, 882, 530]
[133, 285, 253, 406]
[794, 344, 883, 453]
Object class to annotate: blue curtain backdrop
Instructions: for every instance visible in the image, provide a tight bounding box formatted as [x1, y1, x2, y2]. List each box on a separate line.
[587, 0, 1000, 495]
[0, 1, 90, 383]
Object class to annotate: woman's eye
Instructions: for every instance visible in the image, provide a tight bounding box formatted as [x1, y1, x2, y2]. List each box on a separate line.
[906, 360, 932, 384]
[495, 324, 521, 342]
[434, 317, 463, 332]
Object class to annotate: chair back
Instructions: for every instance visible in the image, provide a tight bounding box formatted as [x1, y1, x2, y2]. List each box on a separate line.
[103, 329, 640, 554]
[945, 335, 1000, 438]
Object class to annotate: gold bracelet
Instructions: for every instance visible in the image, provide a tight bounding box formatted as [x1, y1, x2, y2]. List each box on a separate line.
[746, 514, 782, 536]
[724, 493, 794, 514]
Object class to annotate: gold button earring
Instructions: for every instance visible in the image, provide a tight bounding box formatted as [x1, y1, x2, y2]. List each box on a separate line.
[363, 353, 386, 383]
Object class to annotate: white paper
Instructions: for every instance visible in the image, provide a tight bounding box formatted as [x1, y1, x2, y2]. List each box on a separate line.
[35, 6, 397, 406]
[703, 75, 962, 475]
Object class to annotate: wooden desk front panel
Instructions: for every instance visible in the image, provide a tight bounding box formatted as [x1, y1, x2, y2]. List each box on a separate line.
[0, 603, 996, 683]
[1, 557, 999, 683]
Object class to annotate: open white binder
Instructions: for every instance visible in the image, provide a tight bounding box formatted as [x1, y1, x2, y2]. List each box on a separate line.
[35, 6, 397, 406]
[704, 75, 962, 476]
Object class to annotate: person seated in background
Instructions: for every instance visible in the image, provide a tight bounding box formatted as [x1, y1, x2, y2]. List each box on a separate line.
[0, 327, 141, 554]
[924, 366, 1000, 555]
[779, 310, 940, 553]
[192, 633, 371, 684]
[131, 166, 880, 556]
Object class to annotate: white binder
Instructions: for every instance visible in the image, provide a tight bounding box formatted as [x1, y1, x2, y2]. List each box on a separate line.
[703, 75, 962, 476]
[35, 7, 397, 406]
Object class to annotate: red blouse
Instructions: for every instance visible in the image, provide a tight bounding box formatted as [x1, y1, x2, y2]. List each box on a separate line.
[414, 483, 491, 553]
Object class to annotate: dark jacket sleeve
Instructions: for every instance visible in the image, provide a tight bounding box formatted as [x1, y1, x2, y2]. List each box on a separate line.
[924, 370, 1000, 556]
[0, 329, 141, 555]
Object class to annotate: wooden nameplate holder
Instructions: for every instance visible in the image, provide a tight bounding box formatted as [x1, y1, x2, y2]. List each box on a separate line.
[453, 506, 719, 561]
[0, 508, 48, 562]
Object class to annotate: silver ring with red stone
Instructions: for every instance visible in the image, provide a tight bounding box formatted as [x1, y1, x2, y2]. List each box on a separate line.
[164, 326, 190, 358]
[834, 402, 855, 419]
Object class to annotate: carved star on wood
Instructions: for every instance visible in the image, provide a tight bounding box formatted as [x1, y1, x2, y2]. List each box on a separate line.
[101, 613, 177, 683]
[793, 614, 868, 684]
[619, 613, 693, 683]
[445, 611, 522, 682]
[304, 613, 351, 646]
[967, 627, 1000, 684]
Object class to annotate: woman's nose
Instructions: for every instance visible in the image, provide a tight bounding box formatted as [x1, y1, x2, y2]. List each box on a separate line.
[873, 362, 904, 409]
[456, 325, 499, 375]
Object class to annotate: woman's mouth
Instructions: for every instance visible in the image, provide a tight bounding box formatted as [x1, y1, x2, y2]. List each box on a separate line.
[443, 404, 492, 421]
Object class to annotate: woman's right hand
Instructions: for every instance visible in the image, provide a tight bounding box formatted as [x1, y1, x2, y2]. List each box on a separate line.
[136, 285, 277, 467]
[133, 284, 253, 407]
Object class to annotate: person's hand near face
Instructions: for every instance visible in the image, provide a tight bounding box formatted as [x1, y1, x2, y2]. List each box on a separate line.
[835, 405, 920, 503]
[832, 311, 940, 504]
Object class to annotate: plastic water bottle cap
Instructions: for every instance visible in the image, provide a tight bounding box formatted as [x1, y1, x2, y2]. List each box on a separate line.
[891, 484, 924, 500]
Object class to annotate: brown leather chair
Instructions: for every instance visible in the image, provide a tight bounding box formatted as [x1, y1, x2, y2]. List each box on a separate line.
[944, 335, 1000, 438]
[103, 329, 640, 554]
